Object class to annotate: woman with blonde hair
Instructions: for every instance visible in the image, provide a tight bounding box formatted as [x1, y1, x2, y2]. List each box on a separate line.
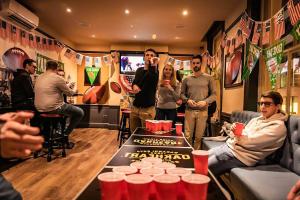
[156, 62, 181, 126]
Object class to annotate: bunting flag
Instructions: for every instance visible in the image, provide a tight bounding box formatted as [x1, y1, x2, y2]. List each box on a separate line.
[240, 13, 250, 36]
[291, 20, 300, 40]
[183, 60, 191, 70]
[20, 30, 28, 47]
[262, 20, 271, 45]
[10, 24, 18, 42]
[263, 40, 285, 75]
[35, 36, 42, 49]
[166, 56, 175, 65]
[28, 34, 36, 48]
[0, 20, 8, 39]
[42, 38, 48, 50]
[242, 40, 261, 80]
[64, 48, 75, 60]
[75, 53, 84, 65]
[221, 32, 226, 49]
[54, 40, 64, 53]
[94, 57, 102, 68]
[274, 9, 285, 40]
[236, 29, 243, 47]
[85, 67, 100, 85]
[48, 39, 54, 51]
[103, 55, 111, 65]
[252, 22, 262, 45]
[174, 59, 181, 70]
[287, 0, 300, 26]
[246, 20, 254, 39]
[229, 38, 236, 54]
[85, 56, 92, 67]
[225, 39, 231, 55]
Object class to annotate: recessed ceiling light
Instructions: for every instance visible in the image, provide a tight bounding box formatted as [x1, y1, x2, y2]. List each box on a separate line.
[133, 35, 137, 38]
[175, 36, 181, 40]
[66, 8, 72, 13]
[92, 34, 95, 38]
[152, 34, 157, 40]
[125, 9, 130, 15]
[130, 25, 134, 28]
[182, 10, 188, 16]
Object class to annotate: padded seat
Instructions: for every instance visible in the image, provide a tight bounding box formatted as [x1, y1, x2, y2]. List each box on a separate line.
[230, 165, 300, 200]
[202, 139, 225, 150]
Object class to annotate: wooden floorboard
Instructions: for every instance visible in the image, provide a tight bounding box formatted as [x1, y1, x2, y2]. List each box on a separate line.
[1, 128, 119, 200]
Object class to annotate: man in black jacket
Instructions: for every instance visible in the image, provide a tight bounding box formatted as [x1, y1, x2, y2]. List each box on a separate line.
[130, 48, 159, 133]
[11, 59, 36, 111]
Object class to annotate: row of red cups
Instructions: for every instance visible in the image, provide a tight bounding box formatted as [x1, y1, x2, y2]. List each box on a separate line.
[145, 120, 183, 135]
[98, 169, 210, 200]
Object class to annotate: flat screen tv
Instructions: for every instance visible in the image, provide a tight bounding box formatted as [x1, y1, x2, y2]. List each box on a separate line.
[120, 52, 144, 75]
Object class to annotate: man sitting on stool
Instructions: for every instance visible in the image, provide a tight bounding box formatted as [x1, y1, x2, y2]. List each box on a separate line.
[34, 61, 84, 148]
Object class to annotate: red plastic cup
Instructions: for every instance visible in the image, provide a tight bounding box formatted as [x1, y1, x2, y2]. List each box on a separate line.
[163, 79, 170, 85]
[112, 166, 138, 175]
[154, 174, 180, 200]
[161, 121, 169, 131]
[175, 123, 183, 135]
[151, 121, 159, 132]
[234, 122, 244, 136]
[140, 167, 165, 199]
[125, 174, 153, 200]
[141, 157, 163, 165]
[145, 120, 151, 131]
[98, 172, 125, 200]
[130, 161, 152, 173]
[155, 162, 176, 173]
[182, 174, 210, 200]
[192, 150, 209, 175]
[167, 168, 192, 200]
[156, 120, 162, 131]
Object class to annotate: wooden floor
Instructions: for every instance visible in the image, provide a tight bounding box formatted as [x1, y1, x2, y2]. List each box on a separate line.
[2, 128, 119, 200]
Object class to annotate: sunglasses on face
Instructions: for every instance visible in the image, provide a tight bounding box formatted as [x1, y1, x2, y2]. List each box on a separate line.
[192, 62, 200, 64]
[257, 101, 274, 107]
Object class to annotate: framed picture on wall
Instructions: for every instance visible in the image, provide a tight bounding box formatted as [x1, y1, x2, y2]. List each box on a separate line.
[224, 44, 244, 88]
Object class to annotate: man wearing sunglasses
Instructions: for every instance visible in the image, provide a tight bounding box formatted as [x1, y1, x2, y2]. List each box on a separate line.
[130, 48, 159, 133]
[180, 54, 216, 149]
[208, 91, 288, 176]
[11, 59, 36, 111]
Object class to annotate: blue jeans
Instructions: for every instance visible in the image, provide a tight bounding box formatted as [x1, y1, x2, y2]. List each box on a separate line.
[155, 108, 177, 127]
[50, 104, 84, 135]
[0, 175, 22, 200]
[208, 144, 247, 176]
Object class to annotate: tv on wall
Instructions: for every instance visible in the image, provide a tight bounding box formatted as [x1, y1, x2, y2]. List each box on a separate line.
[120, 52, 144, 75]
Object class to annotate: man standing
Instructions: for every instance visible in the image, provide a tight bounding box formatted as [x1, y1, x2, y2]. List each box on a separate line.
[11, 59, 36, 111]
[130, 48, 159, 133]
[180, 55, 216, 149]
[34, 61, 84, 139]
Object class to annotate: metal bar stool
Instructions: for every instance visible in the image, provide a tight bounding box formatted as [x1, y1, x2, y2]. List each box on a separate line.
[34, 113, 67, 162]
[118, 109, 131, 147]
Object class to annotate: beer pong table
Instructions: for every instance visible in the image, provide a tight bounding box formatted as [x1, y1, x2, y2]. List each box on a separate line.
[75, 128, 232, 200]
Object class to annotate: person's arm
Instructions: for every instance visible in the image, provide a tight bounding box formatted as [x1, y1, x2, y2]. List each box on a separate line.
[287, 180, 300, 200]
[0, 112, 44, 158]
[237, 120, 286, 150]
[137, 66, 159, 91]
[170, 83, 181, 101]
[180, 78, 188, 103]
[203, 76, 216, 104]
[23, 76, 34, 98]
[57, 77, 75, 96]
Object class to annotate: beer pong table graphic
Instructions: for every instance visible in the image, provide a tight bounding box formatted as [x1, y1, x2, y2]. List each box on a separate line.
[75, 128, 231, 200]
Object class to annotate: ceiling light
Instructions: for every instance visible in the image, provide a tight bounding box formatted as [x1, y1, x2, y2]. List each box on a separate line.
[133, 35, 137, 38]
[175, 36, 181, 40]
[152, 34, 157, 40]
[125, 9, 130, 15]
[66, 8, 72, 13]
[130, 25, 134, 28]
[182, 10, 188, 16]
[92, 34, 95, 38]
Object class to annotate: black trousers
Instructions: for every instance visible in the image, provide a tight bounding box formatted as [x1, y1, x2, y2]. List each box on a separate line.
[0, 174, 22, 200]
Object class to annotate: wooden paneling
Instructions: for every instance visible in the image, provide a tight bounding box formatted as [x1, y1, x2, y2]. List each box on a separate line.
[2, 128, 119, 200]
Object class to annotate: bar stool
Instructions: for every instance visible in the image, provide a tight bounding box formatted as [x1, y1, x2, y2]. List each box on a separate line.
[34, 113, 67, 162]
[117, 109, 131, 147]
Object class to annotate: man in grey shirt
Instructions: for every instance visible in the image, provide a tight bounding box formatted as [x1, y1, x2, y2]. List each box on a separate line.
[35, 61, 84, 141]
[180, 55, 216, 149]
